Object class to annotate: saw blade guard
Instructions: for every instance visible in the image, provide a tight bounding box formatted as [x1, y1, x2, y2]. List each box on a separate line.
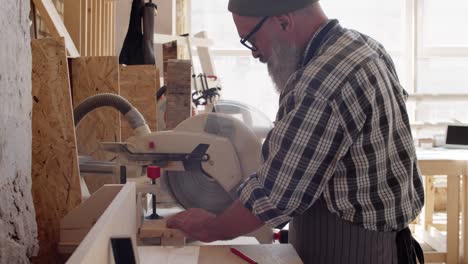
[166, 113, 263, 213]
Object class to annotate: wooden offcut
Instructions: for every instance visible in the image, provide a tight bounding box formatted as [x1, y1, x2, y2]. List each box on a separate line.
[139, 219, 186, 246]
[31, 37, 82, 264]
[162, 41, 178, 85]
[119, 65, 160, 140]
[166, 59, 192, 129]
[71, 56, 120, 193]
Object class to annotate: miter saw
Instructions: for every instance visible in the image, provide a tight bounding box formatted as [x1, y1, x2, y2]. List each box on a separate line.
[102, 112, 263, 214]
[72, 93, 275, 245]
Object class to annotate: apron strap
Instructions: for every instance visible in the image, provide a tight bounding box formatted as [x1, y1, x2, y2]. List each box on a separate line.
[396, 227, 424, 264]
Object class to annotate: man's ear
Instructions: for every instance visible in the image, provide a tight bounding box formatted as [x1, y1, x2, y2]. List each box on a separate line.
[274, 14, 294, 31]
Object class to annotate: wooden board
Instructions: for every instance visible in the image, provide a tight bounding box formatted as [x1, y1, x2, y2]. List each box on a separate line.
[162, 41, 178, 85]
[31, 37, 82, 263]
[119, 65, 160, 140]
[139, 218, 186, 246]
[137, 244, 303, 264]
[32, 0, 80, 57]
[66, 183, 138, 264]
[71, 56, 120, 193]
[165, 60, 192, 129]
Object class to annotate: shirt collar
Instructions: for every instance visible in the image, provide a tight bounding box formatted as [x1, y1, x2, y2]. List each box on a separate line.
[300, 19, 340, 67]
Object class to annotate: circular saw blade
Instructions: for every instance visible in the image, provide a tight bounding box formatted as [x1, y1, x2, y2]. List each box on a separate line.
[165, 171, 234, 214]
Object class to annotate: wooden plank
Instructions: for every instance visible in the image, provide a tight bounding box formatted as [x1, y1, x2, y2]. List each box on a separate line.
[139, 219, 186, 246]
[66, 183, 138, 264]
[103, 1, 109, 55]
[119, 65, 160, 140]
[138, 244, 303, 264]
[64, 0, 81, 54]
[446, 175, 460, 264]
[463, 174, 468, 263]
[93, 0, 99, 56]
[31, 37, 82, 263]
[31, 0, 80, 57]
[80, 0, 88, 56]
[162, 41, 178, 85]
[71, 56, 120, 193]
[98, 0, 103, 56]
[424, 252, 446, 263]
[86, 0, 92, 56]
[165, 60, 192, 129]
[111, 1, 116, 55]
[424, 175, 435, 231]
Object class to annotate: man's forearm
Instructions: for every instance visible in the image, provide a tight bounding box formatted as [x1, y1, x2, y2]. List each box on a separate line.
[208, 199, 264, 240]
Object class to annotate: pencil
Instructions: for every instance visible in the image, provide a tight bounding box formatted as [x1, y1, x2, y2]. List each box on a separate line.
[230, 247, 258, 264]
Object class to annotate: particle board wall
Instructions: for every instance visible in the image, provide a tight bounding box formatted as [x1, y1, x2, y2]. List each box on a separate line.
[119, 65, 160, 140]
[31, 37, 82, 263]
[166, 59, 192, 129]
[71, 56, 120, 193]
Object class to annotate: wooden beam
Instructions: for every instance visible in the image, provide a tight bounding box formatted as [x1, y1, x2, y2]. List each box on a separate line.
[71, 56, 121, 193]
[446, 175, 460, 264]
[194, 31, 216, 76]
[31, 0, 80, 57]
[66, 183, 138, 263]
[165, 60, 192, 129]
[119, 65, 160, 140]
[31, 37, 82, 263]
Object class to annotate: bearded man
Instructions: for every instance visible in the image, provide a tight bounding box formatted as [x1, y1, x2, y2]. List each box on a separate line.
[168, 1, 425, 263]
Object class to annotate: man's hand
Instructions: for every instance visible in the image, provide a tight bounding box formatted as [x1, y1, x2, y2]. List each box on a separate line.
[166, 200, 264, 243]
[166, 208, 218, 242]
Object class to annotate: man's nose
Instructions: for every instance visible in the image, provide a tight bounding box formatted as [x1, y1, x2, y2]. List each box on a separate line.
[252, 50, 260, 59]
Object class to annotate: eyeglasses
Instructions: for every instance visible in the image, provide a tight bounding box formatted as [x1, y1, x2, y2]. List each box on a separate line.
[240, 16, 269, 51]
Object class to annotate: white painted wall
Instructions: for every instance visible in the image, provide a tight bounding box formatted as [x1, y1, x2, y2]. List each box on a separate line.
[0, 0, 39, 262]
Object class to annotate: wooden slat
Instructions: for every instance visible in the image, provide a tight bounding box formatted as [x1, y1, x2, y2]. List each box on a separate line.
[166, 60, 192, 129]
[98, 0, 103, 56]
[194, 31, 216, 76]
[111, 1, 115, 55]
[31, 37, 82, 263]
[64, 0, 81, 54]
[80, 0, 88, 56]
[464, 175, 468, 263]
[93, 0, 99, 56]
[446, 175, 460, 264]
[424, 175, 435, 231]
[71, 56, 120, 193]
[31, 0, 80, 57]
[119, 65, 160, 140]
[86, 0, 92, 56]
[103, 1, 109, 55]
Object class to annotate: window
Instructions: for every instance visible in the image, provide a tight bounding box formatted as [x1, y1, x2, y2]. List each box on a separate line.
[190, 0, 468, 134]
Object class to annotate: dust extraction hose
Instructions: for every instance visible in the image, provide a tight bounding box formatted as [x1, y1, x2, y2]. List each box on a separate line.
[73, 93, 151, 135]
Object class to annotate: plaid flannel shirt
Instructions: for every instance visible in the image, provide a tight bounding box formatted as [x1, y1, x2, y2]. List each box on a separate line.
[238, 20, 424, 232]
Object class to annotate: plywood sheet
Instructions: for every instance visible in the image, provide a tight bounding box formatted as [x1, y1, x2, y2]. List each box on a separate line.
[71, 56, 120, 193]
[166, 59, 192, 129]
[119, 65, 160, 140]
[31, 37, 82, 263]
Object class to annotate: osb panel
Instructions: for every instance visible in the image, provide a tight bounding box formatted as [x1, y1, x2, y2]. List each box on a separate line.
[31, 37, 81, 264]
[71, 56, 120, 193]
[119, 65, 160, 140]
[166, 60, 191, 129]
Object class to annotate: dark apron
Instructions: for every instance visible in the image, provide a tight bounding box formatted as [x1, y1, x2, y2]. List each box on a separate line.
[289, 199, 424, 264]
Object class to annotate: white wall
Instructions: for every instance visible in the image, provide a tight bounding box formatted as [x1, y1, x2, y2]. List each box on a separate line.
[0, 0, 39, 262]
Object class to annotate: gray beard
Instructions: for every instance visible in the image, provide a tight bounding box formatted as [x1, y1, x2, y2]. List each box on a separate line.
[267, 40, 301, 94]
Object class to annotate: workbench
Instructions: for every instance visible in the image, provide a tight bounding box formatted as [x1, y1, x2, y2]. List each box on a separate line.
[61, 182, 303, 263]
[416, 148, 468, 263]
